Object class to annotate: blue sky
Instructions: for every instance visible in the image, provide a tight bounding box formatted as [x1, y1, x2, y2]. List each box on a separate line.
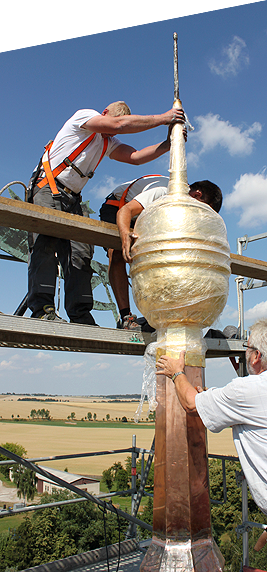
[0, 1, 267, 396]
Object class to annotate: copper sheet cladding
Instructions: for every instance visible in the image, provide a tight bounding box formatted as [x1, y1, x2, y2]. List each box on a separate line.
[140, 367, 224, 572]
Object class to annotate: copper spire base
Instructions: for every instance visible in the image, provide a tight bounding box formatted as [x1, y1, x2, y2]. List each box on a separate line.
[140, 366, 224, 571]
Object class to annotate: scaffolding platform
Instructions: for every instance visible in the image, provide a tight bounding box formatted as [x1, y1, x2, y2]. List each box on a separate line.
[0, 313, 245, 357]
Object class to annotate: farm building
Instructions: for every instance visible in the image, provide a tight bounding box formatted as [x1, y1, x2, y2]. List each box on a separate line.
[35, 466, 100, 496]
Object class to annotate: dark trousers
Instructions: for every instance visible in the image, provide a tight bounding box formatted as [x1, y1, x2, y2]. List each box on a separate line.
[28, 184, 95, 324]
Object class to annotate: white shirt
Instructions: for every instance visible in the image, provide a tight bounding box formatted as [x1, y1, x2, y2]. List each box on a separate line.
[195, 371, 267, 514]
[112, 175, 169, 206]
[48, 110, 122, 193]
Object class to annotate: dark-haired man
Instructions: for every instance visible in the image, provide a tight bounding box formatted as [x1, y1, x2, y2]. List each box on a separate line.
[99, 177, 222, 330]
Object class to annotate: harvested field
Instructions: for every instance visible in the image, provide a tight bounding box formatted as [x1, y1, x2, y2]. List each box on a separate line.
[0, 395, 149, 422]
[0, 421, 237, 478]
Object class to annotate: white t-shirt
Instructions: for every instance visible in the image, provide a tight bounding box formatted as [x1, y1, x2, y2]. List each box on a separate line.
[112, 175, 169, 207]
[48, 110, 122, 193]
[195, 371, 267, 514]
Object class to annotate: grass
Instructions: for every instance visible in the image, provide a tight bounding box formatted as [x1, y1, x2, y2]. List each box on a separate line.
[0, 513, 26, 534]
[0, 418, 154, 429]
[99, 477, 150, 514]
[0, 472, 16, 488]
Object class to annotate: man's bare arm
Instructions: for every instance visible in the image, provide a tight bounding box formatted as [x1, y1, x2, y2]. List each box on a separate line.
[110, 139, 170, 165]
[156, 352, 198, 415]
[82, 109, 185, 135]
[117, 200, 144, 263]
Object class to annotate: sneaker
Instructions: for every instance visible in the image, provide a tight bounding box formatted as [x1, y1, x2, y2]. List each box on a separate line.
[37, 305, 67, 322]
[121, 313, 142, 331]
[136, 316, 155, 333]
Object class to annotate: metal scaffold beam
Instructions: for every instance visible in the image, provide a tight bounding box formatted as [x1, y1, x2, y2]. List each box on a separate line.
[0, 313, 245, 355]
[1, 196, 267, 281]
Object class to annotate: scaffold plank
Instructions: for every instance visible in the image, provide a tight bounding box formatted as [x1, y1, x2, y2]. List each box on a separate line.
[1, 197, 267, 280]
[0, 196, 121, 250]
[0, 313, 245, 357]
[230, 252, 267, 280]
[0, 313, 151, 355]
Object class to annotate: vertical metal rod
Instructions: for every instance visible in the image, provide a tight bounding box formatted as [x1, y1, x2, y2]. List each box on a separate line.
[141, 451, 145, 482]
[237, 239, 245, 340]
[126, 437, 155, 539]
[242, 474, 249, 567]
[131, 434, 137, 537]
[222, 459, 227, 503]
[173, 32, 179, 101]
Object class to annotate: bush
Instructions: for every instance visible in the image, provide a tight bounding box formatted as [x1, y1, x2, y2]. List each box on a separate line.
[0, 443, 27, 479]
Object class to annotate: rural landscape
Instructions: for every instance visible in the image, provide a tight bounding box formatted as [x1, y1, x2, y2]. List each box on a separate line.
[0, 392, 266, 571]
[0, 393, 236, 476]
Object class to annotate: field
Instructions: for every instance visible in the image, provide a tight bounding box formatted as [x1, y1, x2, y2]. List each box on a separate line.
[0, 394, 148, 422]
[0, 395, 237, 477]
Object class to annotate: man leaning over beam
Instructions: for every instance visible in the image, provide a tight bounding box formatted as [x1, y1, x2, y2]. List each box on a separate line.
[27, 101, 185, 326]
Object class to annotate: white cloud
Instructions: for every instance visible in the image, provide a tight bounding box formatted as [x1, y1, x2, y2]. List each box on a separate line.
[53, 362, 85, 371]
[35, 352, 52, 360]
[0, 360, 15, 370]
[23, 367, 43, 375]
[90, 176, 118, 199]
[209, 36, 249, 78]
[90, 362, 110, 371]
[130, 360, 144, 368]
[245, 301, 267, 322]
[187, 151, 200, 168]
[188, 114, 261, 163]
[220, 304, 239, 322]
[224, 170, 267, 227]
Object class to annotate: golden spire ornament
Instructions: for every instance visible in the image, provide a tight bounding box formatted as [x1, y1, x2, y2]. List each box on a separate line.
[131, 33, 230, 571]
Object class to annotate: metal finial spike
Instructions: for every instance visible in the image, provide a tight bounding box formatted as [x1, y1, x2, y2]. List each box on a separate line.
[173, 32, 179, 101]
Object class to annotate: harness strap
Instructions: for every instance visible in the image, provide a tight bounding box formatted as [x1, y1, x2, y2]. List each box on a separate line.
[106, 175, 162, 209]
[41, 142, 60, 195]
[37, 133, 108, 193]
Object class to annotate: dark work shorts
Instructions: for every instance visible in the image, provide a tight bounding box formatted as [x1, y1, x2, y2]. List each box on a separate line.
[99, 198, 119, 225]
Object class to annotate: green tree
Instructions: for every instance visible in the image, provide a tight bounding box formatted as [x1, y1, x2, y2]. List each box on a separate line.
[87, 412, 92, 421]
[102, 468, 114, 492]
[93, 413, 97, 421]
[111, 462, 129, 491]
[70, 412, 76, 420]
[138, 496, 153, 539]
[0, 442, 27, 479]
[0, 490, 128, 570]
[208, 458, 267, 572]
[0, 516, 34, 571]
[44, 409, 51, 420]
[121, 416, 127, 423]
[30, 409, 37, 419]
[106, 413, 110, 421]
[12, 466, 37, 502]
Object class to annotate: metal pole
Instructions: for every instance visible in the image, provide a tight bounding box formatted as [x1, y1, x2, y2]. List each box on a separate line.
[242, 474, 249, 567]
[141, 451, 145, 482]
[237, 239, 245, 340]
[173, 32, 179, 101]
[131, 434, 137, 537]
[126, 436, 155, 539]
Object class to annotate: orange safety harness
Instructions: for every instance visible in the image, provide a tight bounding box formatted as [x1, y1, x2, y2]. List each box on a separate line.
[105, 174, 162, 209]
[37, 133, 108, 195]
